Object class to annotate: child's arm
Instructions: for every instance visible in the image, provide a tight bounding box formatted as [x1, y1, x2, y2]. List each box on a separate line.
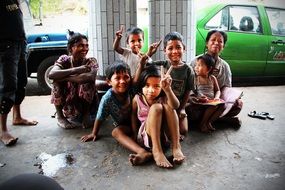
[178, 90, 190, 113]
[133, 55, 148, 84]
[131, 96, 139, 140]
[81, 119, 103, 142]
[161, 66, 180, 109]
[81, 92, 109, 142]
[113, 26, 124, 55]
[211, 75, 221, 100]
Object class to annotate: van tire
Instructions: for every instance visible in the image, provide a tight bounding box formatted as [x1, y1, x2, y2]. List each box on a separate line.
[37, 56, 59, 94]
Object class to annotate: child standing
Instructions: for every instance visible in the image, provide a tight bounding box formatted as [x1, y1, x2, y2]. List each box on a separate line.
[81, 61, 152, 165]
[192, 54, 225, 132]
[142, 32, 195, 138]
[113, 26, 161, 76]
[132, 65, 185, 168]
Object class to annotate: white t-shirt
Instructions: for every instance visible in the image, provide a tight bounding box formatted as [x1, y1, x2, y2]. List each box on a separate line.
[119, 48, 140, 76]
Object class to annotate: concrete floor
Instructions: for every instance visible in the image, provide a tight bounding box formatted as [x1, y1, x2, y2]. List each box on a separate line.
[0, 85, 285, 190]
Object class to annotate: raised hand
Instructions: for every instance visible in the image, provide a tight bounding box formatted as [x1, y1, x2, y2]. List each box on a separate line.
[115, 25, 124, 39]
[147, 39, 162, 57]
[139, 54, 149, 67]
[160, 65, 173, 91]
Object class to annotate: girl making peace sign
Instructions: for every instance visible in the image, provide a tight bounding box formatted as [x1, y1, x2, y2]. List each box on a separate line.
[131, 65, 185, 168]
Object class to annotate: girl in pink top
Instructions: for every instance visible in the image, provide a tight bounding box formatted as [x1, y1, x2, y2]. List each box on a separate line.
[131, 65, 185, 168]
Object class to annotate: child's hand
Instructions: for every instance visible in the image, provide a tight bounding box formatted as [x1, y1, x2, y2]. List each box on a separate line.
[160, 65, 173, 91]
[81, 134, 97, 142]
[115, 26, 124, 39]
[139, 54, 149, 67]
[147, 39, 162, 57]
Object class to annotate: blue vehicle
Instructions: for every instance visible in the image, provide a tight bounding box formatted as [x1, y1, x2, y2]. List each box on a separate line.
[26, 32, 69, 93]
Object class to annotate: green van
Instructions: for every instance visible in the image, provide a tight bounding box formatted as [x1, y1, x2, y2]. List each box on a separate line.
[196, 3, 285, 83]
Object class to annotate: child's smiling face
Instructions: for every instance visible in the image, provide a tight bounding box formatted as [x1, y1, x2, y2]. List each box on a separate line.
[127, 33, 144, 54]
[108, 71, 131, 94]
[164, 40, 184, 65]
[195, 59, 210, 77]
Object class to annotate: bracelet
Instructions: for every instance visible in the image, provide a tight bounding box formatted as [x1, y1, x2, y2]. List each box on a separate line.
[145, 54, 153, 63]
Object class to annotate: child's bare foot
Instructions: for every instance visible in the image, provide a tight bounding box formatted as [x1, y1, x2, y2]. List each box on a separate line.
[0, 132, 18, 146]
[200, 124, 210, 133]
[13, 118, 38, 126]
[153, 152, 173, 168]
[172, 148, 185, 165]
[207, 123, 216, 131]
[57, 118, 75, 129]
[129, 151, 152, 166]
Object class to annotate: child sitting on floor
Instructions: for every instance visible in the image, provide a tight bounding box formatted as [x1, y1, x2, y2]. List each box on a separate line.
[132, 65, 185, 168]
[191, 53, 225, 132]
[81, 61, 152, 165]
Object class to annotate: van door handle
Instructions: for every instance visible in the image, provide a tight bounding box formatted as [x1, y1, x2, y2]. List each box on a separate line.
[272, 40, 285, 45]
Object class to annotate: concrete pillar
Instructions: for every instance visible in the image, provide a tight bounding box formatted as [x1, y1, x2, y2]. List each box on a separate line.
[88, 0, 137, 75]
[148, 0, 195, 63]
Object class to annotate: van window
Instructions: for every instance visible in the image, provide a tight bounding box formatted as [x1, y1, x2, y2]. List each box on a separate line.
[206, 6, 262, 34]
[266, 8, 285, 36]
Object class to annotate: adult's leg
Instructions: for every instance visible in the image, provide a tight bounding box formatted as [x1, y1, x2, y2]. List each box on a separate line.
[145, 104, 172, 168]
[164, 105, 185, 164]
[55, 104, 75, 129]
[82, 102, 91, 129]
[0, 114, 18, 146]
[224, 99, 243, 117]
[112, 125, 152, 166]
[77, 83, 97, 128]
[12, 105, 38, 125]
[220, 99, 243, 128]
[0, 41, 20, 145]
[13, 41, 38, 126]
[51, 82, 74, 129]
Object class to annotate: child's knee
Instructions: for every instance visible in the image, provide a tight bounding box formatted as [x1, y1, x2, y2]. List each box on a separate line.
[150, 104, 163, 113]
[111, 127, 121, 138]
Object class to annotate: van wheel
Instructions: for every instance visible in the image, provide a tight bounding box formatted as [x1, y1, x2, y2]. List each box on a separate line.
[37, 56, 58, 94]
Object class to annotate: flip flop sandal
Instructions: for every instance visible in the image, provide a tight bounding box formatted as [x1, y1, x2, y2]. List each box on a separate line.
[259, 112, 275, 120]
[248, 111, 267, 120]
[266, 114, 275, 120]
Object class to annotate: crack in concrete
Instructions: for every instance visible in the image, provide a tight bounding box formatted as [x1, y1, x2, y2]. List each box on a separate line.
[223, 131, 253, 154]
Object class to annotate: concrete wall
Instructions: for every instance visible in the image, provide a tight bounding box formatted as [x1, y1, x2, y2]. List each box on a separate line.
[88, 0, 195, 75]
[88, 0, 137, 75]
[149, 0, 195, 63]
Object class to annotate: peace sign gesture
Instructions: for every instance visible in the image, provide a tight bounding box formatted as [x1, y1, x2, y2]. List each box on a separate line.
[160, 65, 173, 91]
[115, 26, 124, 39]
[147, 39, 162, 57]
